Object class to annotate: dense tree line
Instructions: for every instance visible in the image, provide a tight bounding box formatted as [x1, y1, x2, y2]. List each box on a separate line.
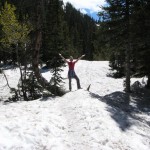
[1, 0, 149, 99]
[97, 0, 150, 91]
[64, 3, 96, 60]
[0, 0, 97, 64]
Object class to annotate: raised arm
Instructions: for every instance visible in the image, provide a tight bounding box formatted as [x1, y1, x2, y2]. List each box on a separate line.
[59, 53, 68, 63]
[75, 54, 85, 63]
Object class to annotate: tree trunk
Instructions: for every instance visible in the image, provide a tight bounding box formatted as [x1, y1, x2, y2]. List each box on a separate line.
[32, 0, 52, 93]
[125, 43, 131, 92]
[16, 44, 28, 100]
[125, 0, 131, 93]
[146, 75, 150, 89]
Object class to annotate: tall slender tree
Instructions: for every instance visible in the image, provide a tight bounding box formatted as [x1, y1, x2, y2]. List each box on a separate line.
[97, 0, 135, 92]
[124, 0, 131, 92]
[131, 0, 150, 88]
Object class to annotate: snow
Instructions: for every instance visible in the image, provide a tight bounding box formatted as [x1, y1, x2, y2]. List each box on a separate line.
[0, 68, 20, 101]
[0, 61, 150, 150]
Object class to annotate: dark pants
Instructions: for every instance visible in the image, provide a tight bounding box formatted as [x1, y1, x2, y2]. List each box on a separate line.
[68, 70, 81, 91]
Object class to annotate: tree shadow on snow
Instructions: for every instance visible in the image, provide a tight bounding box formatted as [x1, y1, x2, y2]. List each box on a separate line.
[90, 92, 132, 131]
[90, 90, 150, 131]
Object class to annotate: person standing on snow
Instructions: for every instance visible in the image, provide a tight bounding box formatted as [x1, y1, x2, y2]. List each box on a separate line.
[59, 53, 85, 91]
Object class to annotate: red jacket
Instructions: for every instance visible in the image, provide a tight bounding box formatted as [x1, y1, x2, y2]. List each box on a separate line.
[67, 61, 76, 70]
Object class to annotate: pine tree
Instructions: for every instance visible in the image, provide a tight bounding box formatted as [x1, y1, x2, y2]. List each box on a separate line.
[41, 0, 66, 95]
[0, 1, 33, 100]
[0, 2, 27, 46]
[49, 55, 65, 95]
[0, 1, 31, 59]
[97, 0, 135, 92]
[131, 0, 150, 88]
[42, 0, 68, 62]
[64, 3, 96, 60]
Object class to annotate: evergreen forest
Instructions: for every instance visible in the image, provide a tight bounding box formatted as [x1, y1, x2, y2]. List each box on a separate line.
[0, 0, 150, 99]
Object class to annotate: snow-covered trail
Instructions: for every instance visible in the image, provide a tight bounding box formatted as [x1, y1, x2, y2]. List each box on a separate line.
[0, 90, 149, 150]
[54, 89, 150, 150]
[61, 61, 139, 95]
[57, 90, 121, 150]
[60, 61, 123, 95]
[0, 61, 150, 150]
